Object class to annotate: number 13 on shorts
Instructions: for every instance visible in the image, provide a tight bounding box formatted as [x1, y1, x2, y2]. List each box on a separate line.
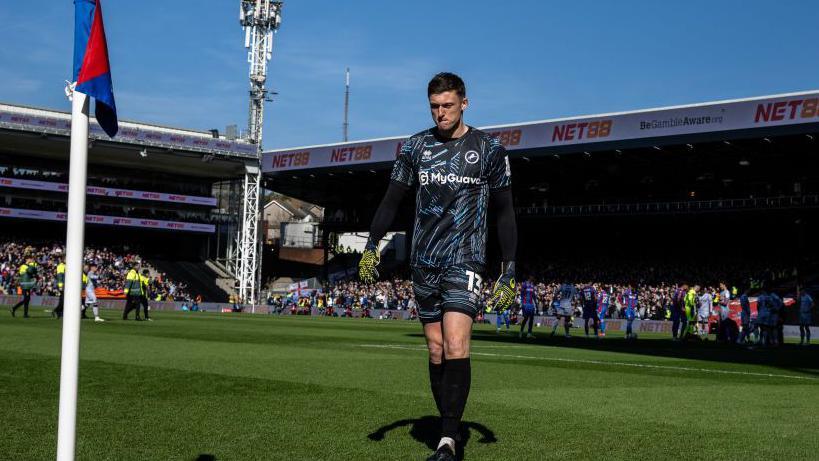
[466, 270, 483, 294]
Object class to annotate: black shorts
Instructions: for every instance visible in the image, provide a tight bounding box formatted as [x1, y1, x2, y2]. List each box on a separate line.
[582, 303, 596, 319]
[411, 262, 484, 324]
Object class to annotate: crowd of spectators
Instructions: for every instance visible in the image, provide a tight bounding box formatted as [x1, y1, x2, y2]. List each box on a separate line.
[266, 275, 418, 318]
[267, 259, 792, 322]
[0, 240, 190, 301]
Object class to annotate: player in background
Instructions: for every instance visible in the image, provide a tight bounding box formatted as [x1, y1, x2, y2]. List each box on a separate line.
[581, 282, 598, 337]
[683, 284, 699, 341]
[81, 263, 104, 322]
[755, 288, 771, 346]
[718, 282, 732, 342]
[698, 287, 713, 340]
[798, 287, 813, 346]
[737, 288, 752, 344]
[519, 276, 537, 338]
[551, 282, 576, 338]
[769, 290, 784, 347]
[597, 285, 610, 337]
[671, 283, 687, 340]
[624, 286, 638, 339]
[495, 302, 510, 334]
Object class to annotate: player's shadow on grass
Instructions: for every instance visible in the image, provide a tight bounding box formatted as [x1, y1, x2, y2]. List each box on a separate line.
[368, 415, 496, 460]
[191, 455, 216, 461]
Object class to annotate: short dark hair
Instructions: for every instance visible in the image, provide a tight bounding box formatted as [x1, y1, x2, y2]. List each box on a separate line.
[428, 72, 466, 98]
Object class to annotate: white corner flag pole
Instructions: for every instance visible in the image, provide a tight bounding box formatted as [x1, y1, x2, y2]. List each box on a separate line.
[56, 88, 90, 461]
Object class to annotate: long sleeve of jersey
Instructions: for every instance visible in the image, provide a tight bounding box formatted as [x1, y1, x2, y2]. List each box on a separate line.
[490, 187, 517, 262]
[367, 180, 410, 246]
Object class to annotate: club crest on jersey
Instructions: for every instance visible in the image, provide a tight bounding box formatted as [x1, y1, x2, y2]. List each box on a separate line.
[464, 150, 480, 164]
[422, 150, 432, 161]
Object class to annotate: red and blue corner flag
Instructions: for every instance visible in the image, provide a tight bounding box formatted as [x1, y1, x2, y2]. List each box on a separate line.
[73, 0, 117, 138]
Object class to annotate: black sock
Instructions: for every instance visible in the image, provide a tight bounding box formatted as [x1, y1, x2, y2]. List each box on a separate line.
[429, 360, 445, 416]
[440, 358, 471, 440]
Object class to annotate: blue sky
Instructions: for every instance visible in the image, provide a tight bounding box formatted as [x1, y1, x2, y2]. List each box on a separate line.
[1, 0, 818, 150]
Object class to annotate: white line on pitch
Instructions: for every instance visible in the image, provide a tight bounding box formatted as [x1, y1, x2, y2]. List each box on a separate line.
[357, 344, 819, 382]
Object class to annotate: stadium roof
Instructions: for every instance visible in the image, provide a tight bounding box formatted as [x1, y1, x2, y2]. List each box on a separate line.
[0, 102, 256, 179]
[262, 89, 819, 174]
[261, 90, 819, 209]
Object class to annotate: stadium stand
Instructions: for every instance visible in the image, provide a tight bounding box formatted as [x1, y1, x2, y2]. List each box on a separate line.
[259, 92, 819, 317]
[147, 258, 228, 303]
[0, 240, 191, 301]
[0, 102, 259, 301]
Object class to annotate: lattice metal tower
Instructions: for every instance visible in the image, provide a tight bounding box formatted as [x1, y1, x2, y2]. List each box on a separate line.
[237, 0, 282, 304]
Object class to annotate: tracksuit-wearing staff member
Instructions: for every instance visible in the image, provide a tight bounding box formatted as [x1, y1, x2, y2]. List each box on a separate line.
[10, 256, 38, 318]
[122, 265, 144, 320]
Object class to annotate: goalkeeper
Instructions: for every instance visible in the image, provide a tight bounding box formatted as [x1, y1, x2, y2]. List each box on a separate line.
[359, 72, 517, 461]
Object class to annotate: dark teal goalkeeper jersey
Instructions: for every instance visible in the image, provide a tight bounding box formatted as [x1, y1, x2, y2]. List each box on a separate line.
[390, 126, 511, 268]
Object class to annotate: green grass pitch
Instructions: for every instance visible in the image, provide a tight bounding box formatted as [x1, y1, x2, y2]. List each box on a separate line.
[0, 309, 817, 460]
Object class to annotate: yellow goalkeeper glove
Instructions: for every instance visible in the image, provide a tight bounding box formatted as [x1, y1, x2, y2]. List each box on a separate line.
[358, 242, 380, 284]
[490, 261, 516, 313]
